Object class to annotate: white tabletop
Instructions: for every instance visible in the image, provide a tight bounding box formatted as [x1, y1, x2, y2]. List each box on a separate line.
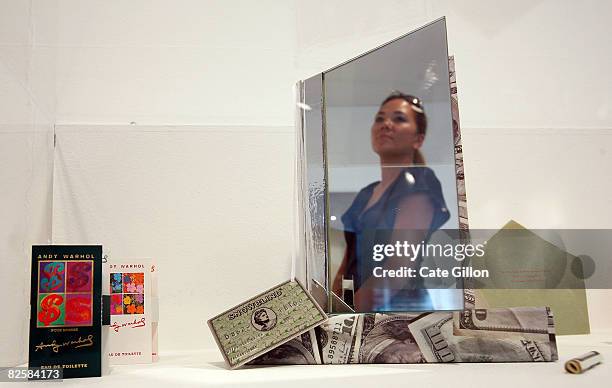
[20, 331, 612, 388]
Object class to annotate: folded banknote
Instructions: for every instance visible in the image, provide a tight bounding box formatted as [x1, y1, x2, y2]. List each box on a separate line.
[250, 306, 557, 364]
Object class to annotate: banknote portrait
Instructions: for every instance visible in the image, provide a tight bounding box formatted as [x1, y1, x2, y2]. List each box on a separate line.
[252, 308, 277, 331]
[358, 314, 425, 363]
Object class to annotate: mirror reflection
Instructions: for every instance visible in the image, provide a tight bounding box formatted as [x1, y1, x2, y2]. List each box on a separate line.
[324, 18, 462, 312]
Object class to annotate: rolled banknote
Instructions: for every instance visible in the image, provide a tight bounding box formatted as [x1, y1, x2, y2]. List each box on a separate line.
[409, 309, 558, 363]
[565, 351, 603, 374]
[248, 329, 321, 365]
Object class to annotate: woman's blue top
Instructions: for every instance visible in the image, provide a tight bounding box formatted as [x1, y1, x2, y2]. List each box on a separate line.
[340, 166, 450, 311]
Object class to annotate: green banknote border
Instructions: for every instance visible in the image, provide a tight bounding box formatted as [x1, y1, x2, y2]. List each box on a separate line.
[207, 279, 327, 369]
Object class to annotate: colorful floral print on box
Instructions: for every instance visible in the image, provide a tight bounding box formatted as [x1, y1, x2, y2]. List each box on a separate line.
[110, 272, 145, 315]
[123, 293, 145, 314]
[111, 294, 124, 315]
[111, 273, 123, 293]
[123, 273, 144, 294]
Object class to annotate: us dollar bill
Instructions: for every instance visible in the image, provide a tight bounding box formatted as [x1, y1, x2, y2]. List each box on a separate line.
[248, 329, 321, 365]
[208, 280, 327, 369]
[409, 310, 558, 363]
[318, 314, 363, 364]
[357, 313, 425, 363]
[318, 313, 426, 364]
[453, 307, 555, 342]
[462, 287, 476, 310]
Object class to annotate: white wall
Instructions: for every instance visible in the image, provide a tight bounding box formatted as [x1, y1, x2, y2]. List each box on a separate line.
[2, 0, 612, 361]
[0, 0, 57, 366]
[49, 0, 300, 352]
[53, 0, 296, 126]
[52, 125, 295, 351]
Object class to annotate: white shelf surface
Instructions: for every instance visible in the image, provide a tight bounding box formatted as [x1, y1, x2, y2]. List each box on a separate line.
[26, 331, 612, 388]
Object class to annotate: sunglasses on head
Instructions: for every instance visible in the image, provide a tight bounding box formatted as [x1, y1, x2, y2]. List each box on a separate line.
[387, 91, 424, 111]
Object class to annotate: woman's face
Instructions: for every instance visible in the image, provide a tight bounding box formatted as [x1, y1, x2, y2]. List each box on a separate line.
[371, 98, 424, 160]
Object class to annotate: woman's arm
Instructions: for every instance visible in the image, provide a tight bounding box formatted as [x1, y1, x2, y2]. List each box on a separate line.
[354, 193, 434, 310]
[332, 251, 348, 297]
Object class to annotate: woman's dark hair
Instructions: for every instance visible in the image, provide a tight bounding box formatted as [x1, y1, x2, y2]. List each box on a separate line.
[380, 92, 427, 165]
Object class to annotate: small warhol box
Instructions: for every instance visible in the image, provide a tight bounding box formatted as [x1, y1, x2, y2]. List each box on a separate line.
[103, 260, 158, 364]
[29, 245, 103, 378]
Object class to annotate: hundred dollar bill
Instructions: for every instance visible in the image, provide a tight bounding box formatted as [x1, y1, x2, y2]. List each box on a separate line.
[318, 314, 363, 364]
[453, 307, 555, 341]
[317, 313, 425, 364]
[462, 287, 476, 310]
[409, 310, 558, 363]
[208, 280, 327, 369]
[358, 313, 425, 363]
[248, 329, 321, 365]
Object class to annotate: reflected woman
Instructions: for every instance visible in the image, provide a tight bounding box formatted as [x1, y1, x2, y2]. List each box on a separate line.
[332, 92, 450, 311]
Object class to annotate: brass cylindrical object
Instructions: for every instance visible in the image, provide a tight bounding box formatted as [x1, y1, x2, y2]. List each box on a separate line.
[565, 351, 603, 374]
